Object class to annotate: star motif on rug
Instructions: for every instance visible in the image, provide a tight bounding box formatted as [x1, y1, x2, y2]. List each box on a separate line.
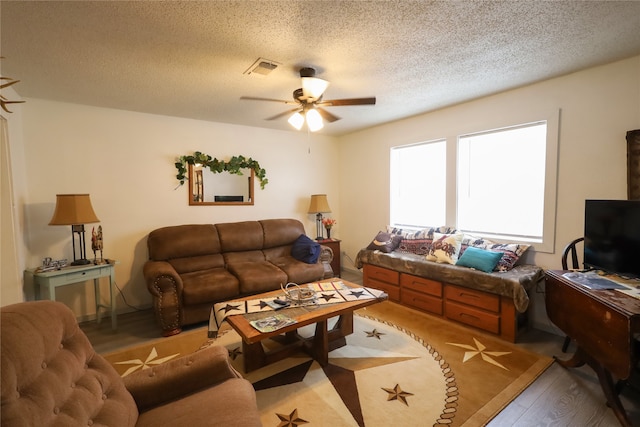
[365, 328, 385, 339]
[319, 292, 339, 302]
[381, 383, 414, 406]
[218, 303, 243, 314]
[114, 347, 179, 377]
[227, 346, 242, 360]
[446, 337, 511, 370]
[276, 408, 309, 427]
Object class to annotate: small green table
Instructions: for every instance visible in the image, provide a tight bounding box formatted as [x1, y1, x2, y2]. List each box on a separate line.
[28, 261, 118, 330]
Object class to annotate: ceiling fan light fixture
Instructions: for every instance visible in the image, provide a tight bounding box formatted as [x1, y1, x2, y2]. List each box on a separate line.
[306, 108, 324, 132]
[302, 77, 329, 100]
[288, 111, 304, 130]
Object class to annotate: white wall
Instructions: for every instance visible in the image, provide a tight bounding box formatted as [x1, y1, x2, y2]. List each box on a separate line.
[6, 99, 339, 318]
[338, 55, 640, 333]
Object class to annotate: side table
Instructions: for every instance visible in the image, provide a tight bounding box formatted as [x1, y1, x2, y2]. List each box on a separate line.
[318, 239, 341, 277]
[28, 261, 118, 330]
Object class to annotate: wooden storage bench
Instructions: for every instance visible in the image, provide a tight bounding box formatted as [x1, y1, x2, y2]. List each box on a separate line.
[357, 251, 544, 342]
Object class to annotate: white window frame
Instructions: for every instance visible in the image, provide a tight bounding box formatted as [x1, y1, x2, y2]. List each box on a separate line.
[389, 109, 559, 253]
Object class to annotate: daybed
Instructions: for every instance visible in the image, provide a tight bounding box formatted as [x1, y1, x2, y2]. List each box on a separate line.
[356, 229, 544, 342]
[1, 300, 261, 427]
[144, 218, 333, 336]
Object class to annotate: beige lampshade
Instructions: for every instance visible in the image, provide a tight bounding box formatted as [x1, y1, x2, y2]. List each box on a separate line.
[49, 194, 100, 225]
[308, 194, 331, 214]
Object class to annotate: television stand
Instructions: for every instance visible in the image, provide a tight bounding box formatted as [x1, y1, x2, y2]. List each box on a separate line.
[545, 270, 640, 427]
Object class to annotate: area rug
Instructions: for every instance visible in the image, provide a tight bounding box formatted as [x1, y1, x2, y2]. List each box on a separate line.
[103, 302, 552, 427]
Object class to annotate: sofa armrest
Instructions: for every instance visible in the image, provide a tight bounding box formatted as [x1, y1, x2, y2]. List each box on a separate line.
[124, 345, 241, 412]
[143, 261, 184, 336]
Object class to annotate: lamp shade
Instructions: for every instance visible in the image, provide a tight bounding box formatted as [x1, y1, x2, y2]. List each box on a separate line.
[308, 194, 331, 214]
[305, 109, 324, 132]
[49, 194, 100, 225]
[301, 77, 329, 100]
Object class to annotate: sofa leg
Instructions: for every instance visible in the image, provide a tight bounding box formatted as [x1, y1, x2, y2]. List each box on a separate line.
[162, 327, 182, 337]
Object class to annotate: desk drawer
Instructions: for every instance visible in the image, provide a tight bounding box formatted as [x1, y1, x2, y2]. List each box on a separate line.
[401, 274, 442, 297]
[364, 265, 400, 285]
[445, 284, 500, 313]
[366, 278, 400, 302]
[47, 268, 103, 286]
[445, 301, 500, 334]
[402, 288, 443, 315]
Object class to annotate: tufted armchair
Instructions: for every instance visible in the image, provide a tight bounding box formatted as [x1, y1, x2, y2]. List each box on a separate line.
[1, 301, 261, 427]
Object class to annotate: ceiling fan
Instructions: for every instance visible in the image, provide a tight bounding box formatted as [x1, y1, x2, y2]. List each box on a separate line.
[241, 67, 376, 131]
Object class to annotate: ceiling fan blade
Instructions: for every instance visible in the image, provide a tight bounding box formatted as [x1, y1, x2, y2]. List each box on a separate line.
[266, 108, 300, 121]
[316, 107, 341, 123]
[318, 97, 376, 106]
[240, 96, 298, 105]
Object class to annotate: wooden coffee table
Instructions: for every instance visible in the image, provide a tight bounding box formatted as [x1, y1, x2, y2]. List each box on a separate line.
[221, 279, 387, 372]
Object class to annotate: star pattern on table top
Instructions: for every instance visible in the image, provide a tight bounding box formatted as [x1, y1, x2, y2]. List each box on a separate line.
[319, 292, 339, 302]
[276, 408, 309, 427]
[218, 303, 243, 315]
[253, 300, 271, 310]
[348, 290, 367, 299]
[365, 328, 385, 339]
[381, 383, 414, 406]
[446, 337, 511, 370]
[114, 347, 179, 377]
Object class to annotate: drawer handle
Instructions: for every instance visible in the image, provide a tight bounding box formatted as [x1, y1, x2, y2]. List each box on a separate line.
[460, 312, 480, 321]
[459, 292, 478, 299]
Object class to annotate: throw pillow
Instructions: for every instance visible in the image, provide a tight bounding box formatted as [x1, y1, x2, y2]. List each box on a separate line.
[291, 234, 321, 264]
[456, 246, 504, 273]
[426, 232, 464, 264]
[366, 231, 402, 253]
[396, 238, 433, 255]
[484, 242, 531, 271]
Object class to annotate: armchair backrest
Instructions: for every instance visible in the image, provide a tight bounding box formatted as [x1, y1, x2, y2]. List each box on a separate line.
[1, 301, 138, 426]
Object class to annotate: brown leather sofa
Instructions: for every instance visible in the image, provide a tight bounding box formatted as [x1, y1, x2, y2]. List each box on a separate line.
[1, 300, 261, 427]
[144, 218, 333, 336]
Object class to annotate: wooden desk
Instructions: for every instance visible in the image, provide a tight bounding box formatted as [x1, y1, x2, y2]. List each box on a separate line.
[545, 270, 640, 427]
[29, 262, 118, 330]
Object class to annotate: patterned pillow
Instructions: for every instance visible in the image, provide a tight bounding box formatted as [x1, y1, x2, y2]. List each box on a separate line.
[396, 238, 433, 255]
[387, 226, 456, 240]
[366, 231, 402, 253]
[426, 232, 464, 264]
[483, 242, 530, 271]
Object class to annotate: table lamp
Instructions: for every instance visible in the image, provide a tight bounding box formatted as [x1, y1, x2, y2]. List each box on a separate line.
[308, 194, 331, 240]
[49, 194, 100, 265]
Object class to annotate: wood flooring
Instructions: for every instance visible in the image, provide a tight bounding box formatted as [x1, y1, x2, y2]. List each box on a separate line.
[81, 270, 640, 426]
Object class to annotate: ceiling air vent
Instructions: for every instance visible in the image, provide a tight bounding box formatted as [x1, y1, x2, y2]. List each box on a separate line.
[244, 58, 280, 76]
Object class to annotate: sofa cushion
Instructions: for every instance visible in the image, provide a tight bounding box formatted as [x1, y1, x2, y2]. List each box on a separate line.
[291, 234, 321, 263]
[261, 218, 306, 248]
[366, 231, 402, 253]
[270, 256, 326, 284]
[456, 246, 504, 273]
[426, 232, 464, 264]
[396, 238, 433, 255]
[216, 221, 264, 252]
[227, 261, 288, 294]
[169, 254, 225, 274]
[148, 224, 220, 260]
[181, 268, 240, 305]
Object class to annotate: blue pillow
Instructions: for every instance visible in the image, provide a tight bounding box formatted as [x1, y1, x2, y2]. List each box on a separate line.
[456, 246, 503, 273]
[291, 234, 321, 264]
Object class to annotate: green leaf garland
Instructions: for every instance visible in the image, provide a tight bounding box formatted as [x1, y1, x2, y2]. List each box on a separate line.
[175, 152, 268, 189]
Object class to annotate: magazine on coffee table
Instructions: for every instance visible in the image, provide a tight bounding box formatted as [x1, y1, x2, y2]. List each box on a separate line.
[249, 314, 297, 333]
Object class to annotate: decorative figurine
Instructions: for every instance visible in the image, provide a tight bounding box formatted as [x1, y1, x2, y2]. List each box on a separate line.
[92, 226, 105, 264]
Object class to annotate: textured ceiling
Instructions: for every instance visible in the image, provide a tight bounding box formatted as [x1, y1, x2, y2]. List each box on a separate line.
[2, 1, 640, 136]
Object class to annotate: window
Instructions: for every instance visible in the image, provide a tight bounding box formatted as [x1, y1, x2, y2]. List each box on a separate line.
[390, 112, 558, 253]
[390, 140, 446, 228]
[457, 122, 547, 240]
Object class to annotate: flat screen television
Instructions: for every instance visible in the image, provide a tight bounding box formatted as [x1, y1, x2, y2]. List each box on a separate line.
[584, 199, 640, 278]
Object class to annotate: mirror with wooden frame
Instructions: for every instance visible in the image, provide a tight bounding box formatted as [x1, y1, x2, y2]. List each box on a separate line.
[188, 164, 254, 205]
